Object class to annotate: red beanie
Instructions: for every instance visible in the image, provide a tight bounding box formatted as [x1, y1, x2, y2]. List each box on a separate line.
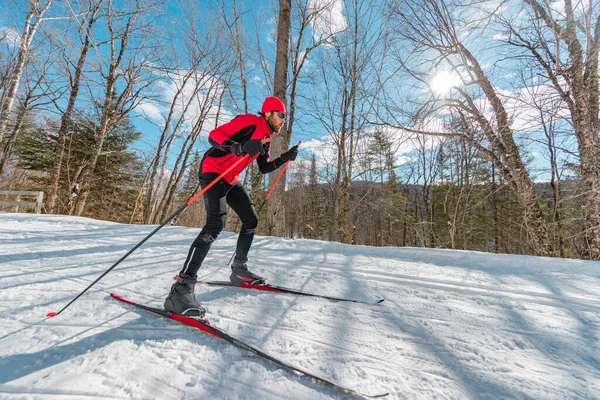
[261, 96, 286, 114]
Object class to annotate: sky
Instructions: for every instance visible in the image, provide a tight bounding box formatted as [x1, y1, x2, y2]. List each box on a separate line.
[0, 0, 588, 184]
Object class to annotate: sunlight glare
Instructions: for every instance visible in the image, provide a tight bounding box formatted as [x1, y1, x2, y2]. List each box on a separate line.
[430, 70, 462, 94]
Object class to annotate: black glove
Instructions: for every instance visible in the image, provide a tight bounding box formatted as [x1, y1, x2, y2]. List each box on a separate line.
[230, 142, 245, 156]
[242, 140, 265, 157]
[280, 145, 298, 162]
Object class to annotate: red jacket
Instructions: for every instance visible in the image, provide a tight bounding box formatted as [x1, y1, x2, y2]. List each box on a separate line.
[200, 114, 284, 183]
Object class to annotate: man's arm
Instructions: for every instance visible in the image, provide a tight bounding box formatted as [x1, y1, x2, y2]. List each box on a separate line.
[257, 144, 298, 174]
[208, 115, 256, 153]
[257, 152, 284, 174]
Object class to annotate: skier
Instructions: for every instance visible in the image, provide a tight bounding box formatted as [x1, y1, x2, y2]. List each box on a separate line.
[164, 96, 299, 317]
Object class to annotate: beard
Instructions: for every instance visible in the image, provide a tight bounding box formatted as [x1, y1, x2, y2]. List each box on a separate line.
[267, 116, 282, 133]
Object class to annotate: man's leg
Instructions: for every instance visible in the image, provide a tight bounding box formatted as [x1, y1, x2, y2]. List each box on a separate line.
[165, 174, 230, 315]
[179, 175, 230, 278]
[227, 182, 258, 264]
[226, 182, 264, 284]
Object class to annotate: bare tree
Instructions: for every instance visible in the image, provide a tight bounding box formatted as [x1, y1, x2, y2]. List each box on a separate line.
[142, 66, 209, 223]
[216, 0, 251, 115]
[142, 2, 234, 224]
[307, 0, 390, 243]
[0, 49, 61, 173]
[154, 74, 230, 223]
[511, 67, 572, 257]
[45, 0, 103, 213]
[70, 0, 158, 215]
[0, 29, 20, 116]
[266, 0, 291, 236]
[383, 0, 553, 255]
[501, 0, 600, 258]
[0, 0, 53, 147]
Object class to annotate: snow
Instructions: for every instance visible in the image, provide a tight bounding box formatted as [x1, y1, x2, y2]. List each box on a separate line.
[1, 213, 600, 399]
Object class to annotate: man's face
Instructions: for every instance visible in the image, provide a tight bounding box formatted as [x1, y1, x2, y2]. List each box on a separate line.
[266, 111, 286, 133]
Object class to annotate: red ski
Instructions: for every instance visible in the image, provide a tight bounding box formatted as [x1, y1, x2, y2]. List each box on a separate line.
[198, 280, 385, 305]
[110, 293, 388, 399]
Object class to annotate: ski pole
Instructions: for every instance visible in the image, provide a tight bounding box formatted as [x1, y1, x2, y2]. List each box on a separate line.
[227, 141, 301, 266]
[47, 139, 270, 317]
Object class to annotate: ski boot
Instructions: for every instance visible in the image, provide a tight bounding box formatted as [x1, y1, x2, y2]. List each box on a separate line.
[230, 260, 266, 285]
[164, 273, 206, 318]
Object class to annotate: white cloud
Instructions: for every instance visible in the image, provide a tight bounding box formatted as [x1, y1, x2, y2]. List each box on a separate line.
[308, 0, 347, 40]
[133, 68, 233, 137]
[498, 81, 570, 133]
[302, 137, 337, 167]
[0, 27, 20, 48]
[301, 124, 439, 180]
[265, 17, 277, 45]
[548, 1, 589, 20]
[433, 80, 571, 135]
[135, 101, 162, 122]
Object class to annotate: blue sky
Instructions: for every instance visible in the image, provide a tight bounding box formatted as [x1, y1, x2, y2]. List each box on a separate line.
[0, 0, 585, 184]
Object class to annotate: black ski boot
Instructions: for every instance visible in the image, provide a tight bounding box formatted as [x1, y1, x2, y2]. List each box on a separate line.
[230, 260, 265, 285]
[164, 274, 206, 318]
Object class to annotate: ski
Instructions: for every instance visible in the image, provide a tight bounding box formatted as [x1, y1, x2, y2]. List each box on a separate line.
[110, 293, 388, 399]
[198, 280, 385, 305]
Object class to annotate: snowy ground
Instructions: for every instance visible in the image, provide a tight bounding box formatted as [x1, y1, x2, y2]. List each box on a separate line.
[1, 213, 600, 399]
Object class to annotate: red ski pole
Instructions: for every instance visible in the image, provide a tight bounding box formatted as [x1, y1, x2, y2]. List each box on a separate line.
[47, 138, 270, 317]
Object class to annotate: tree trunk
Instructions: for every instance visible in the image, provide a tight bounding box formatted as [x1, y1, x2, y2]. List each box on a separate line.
[266, 0, 291, 236]
[72, 2, 146, 215]
[491, 160, 500, 253]
[73, 88, 114, 216]
[0, 0, 52, 146]
[46, 1, 100, 213]
[520, 0, 600, 258]
[462, 45, 553, 255]
[0, 102, 28, 174]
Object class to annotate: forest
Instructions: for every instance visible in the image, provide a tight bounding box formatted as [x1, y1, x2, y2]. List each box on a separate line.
[0, 0, 599, 259]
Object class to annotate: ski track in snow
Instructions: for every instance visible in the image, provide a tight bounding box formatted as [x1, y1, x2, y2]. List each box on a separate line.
[1, 213, 600, 399]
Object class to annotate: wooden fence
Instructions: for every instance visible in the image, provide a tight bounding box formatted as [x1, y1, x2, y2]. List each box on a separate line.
[0, 191, 44, 214]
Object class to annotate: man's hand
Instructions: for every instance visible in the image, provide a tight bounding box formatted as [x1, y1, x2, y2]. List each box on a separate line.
[280, 145, 298, 162]
[242, 140, 266, 157]
[230, 142, 245, 156]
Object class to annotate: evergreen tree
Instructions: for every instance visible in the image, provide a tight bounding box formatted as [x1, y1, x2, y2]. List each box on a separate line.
[13, 113, 144, 221]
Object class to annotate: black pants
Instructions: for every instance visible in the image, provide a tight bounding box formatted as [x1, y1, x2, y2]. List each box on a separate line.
[179, 173, 258, 278]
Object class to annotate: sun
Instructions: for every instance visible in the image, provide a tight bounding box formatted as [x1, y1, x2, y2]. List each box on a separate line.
[430, 70, 462, 95]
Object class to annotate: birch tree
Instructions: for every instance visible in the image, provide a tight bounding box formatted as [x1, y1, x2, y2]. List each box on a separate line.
[0, 50, 60, 174]
[0, 30, 20, 116]
[0, 0, 53, 147]
[142, 2, 233, 224]
[46, 0, 103, 213]
[70, 0, 158, 215]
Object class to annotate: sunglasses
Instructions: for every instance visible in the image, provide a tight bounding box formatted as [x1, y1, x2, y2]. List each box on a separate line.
[275, 111, 286, 119]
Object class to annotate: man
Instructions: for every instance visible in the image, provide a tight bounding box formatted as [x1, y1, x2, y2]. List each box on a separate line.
[164, 96, 298, 317]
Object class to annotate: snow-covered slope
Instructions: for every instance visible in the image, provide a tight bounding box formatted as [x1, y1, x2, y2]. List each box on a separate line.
[1, 213, 599, 399]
